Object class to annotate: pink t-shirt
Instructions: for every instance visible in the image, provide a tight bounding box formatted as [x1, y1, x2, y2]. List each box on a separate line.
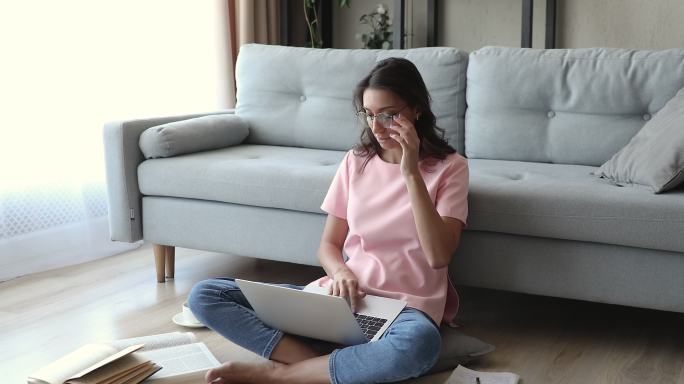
[308, 150, 469, 326]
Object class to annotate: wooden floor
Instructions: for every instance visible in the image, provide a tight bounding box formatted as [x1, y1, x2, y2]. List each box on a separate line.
[1, 244, 683, 384]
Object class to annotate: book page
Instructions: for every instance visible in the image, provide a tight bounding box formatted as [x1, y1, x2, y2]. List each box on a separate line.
[137, 342, 220, 380]
[65, 354, 150, 384]
[445, 365, 519, 384]
[114, 363, 161, 384]
[70, 344, 144, 380]
[109, 332, 197, 351]
[28, 344, 118, 384]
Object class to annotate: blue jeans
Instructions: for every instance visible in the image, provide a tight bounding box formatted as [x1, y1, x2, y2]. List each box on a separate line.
[188, 278, 441, 384]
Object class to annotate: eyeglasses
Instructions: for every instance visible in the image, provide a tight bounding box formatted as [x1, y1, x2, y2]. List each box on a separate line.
[356, 106, 409, 128]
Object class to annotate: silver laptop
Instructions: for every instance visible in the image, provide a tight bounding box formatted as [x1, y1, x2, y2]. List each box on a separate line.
[235, 278, 406, 345]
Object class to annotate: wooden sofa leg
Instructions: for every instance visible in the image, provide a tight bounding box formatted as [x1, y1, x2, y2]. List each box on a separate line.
[165, 246, 175, 279]
[153, 244, 166, 283]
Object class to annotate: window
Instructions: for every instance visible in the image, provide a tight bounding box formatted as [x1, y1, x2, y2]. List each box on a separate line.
[0, 0, 228, 280]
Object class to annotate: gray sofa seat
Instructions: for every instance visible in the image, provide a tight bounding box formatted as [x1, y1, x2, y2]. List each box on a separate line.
[140, 150, 684, 254]
[138, 144, 345, 214]
[468, 159, 684, 253]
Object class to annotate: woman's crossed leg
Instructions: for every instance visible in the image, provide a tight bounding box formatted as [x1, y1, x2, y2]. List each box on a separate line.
[188, 278, 441, 384]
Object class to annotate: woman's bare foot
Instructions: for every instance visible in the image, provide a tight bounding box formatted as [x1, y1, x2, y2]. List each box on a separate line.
[205, 360, 285, 383]
[205, 354, 331, 384]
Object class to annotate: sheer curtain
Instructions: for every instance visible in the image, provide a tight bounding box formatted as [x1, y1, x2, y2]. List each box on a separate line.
[0, 1, 230, 281]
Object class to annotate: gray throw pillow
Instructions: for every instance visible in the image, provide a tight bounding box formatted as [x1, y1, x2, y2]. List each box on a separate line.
[425, 326, 495, 374]
[303, 326, 494, 374]
[139, 114, 249, 159]
[594, 86, 684, 193]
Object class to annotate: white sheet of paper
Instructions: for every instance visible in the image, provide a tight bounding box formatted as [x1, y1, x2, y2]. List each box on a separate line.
[445, 365, 519, 384]
[137, 342, 220, 380]
[109, 332, 197, 351]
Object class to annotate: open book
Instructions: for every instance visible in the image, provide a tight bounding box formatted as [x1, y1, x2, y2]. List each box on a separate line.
[445, 365, 520, 384]
[28, 332, 220, 384]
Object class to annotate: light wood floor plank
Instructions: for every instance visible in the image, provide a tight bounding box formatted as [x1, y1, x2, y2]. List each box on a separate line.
[1, 244, 682, 384]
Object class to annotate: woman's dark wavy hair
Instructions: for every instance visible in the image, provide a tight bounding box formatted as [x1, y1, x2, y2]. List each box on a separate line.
[352, 57, 456, 173]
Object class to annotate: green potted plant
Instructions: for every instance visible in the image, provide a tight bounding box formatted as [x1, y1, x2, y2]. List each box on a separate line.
[304, 0, 351, 48]
[358, 3, 393, 49]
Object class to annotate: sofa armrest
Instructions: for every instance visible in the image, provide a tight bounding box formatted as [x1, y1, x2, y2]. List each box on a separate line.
[103, 110, 234, 242]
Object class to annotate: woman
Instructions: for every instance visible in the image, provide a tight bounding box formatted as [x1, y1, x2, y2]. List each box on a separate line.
[188, 57, 469, 384]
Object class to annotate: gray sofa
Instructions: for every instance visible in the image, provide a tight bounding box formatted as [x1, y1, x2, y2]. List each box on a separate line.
[103, 44, 684, 314]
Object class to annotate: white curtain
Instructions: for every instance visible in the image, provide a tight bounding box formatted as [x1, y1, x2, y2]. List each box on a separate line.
[0, 0, 230, 281]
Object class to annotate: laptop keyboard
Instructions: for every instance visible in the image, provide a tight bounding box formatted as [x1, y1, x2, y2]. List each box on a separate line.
[354, 314, 388, 340]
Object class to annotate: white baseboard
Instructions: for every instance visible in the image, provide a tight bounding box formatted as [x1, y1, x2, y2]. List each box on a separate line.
[0, 216, 141, 282]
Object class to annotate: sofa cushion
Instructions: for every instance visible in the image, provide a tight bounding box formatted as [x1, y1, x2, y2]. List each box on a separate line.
[426, 327, 495, 374]
[468, 159, 684, 253]
[139, 147, 684, 253]
[235, 44, 468, 154]
[466, 46, 684, 166]
[139, 114, 248, 159]
[138, 145, 345, 215]
[305, 326, 494, 375]
[594, 86, 684, 193]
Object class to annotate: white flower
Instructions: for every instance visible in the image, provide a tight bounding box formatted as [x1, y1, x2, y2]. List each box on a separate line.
[377, 4, 386, 14]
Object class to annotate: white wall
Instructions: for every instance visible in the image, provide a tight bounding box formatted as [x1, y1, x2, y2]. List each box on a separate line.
[439, 0, 546, 51]
[558, 0, 684, 49]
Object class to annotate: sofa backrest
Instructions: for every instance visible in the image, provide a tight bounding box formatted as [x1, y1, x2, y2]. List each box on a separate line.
[235, 44, 468, 153]
[465, 46, 684, 166]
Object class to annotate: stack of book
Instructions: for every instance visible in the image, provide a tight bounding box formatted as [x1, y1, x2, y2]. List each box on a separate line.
[27, 332, 219, 384]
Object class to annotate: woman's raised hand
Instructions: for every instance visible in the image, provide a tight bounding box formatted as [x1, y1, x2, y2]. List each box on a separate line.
[388, 114, 420, 177]
[327, 266, 366, 312]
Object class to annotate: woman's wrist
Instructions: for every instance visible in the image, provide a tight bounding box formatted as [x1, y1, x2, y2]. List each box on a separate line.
[403, 170, 423, 185]
[332, 264, 350, 278]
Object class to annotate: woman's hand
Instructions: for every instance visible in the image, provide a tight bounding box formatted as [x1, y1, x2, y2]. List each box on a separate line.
[389, 114, 420, 177]
[327, 266, 366, 312]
